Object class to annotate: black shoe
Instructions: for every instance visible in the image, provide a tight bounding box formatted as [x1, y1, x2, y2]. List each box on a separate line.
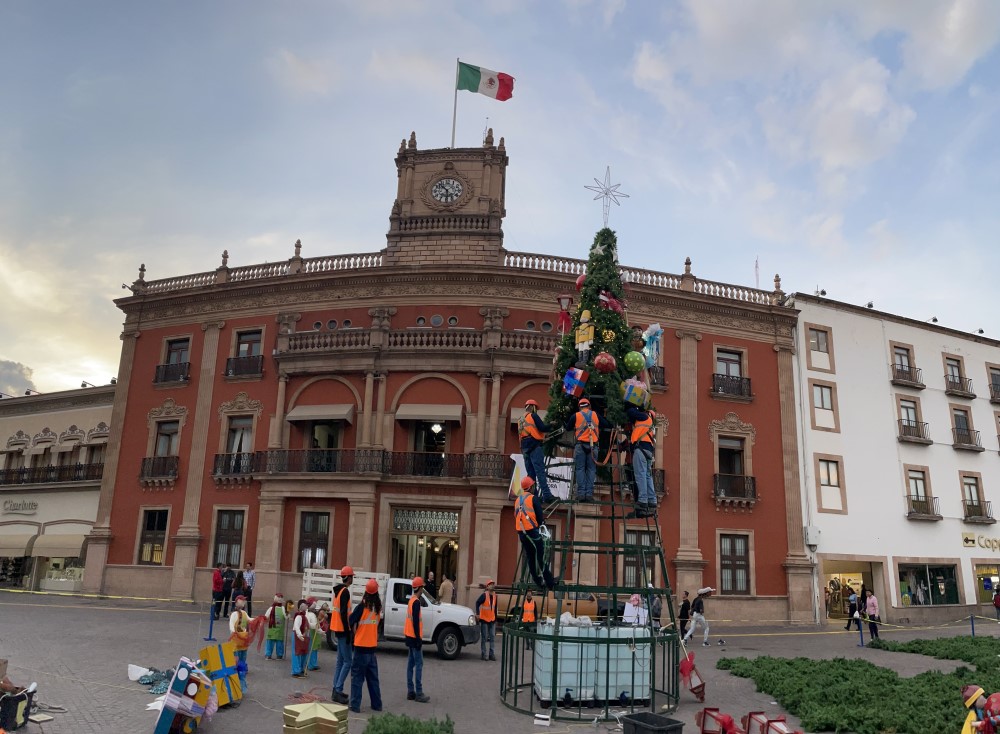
[332, 692, 348, 704]
[540, 495, 557, 505]
[407, 692, 416, 700]
[482, 654, 487, 661]
[415, 693, 430, 703]
[489, 654, 496, 661]
[349, 707, 361, 714]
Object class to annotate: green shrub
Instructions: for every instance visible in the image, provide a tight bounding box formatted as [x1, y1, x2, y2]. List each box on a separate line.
[363, 712, 455, 734]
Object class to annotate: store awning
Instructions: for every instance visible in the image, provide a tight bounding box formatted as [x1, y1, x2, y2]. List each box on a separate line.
[52, 443, 79, 453]
[509, 408, 548, 424]
[0, 534, 37, 557]
[24, 446, 49, 456]
[285, 404, 354, 424]
[395, 404, 464, 423]
[30, 534, 87, 558]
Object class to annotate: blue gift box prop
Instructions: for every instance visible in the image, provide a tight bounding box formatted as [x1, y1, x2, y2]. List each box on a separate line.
[563, 367, 589, 397]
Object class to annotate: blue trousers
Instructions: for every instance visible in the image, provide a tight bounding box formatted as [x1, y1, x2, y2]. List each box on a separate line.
[265, 638, 284, 659]
[574, 443, 596, 498]
[291, 651, 307, 676]
[333, 635, 352, 694]
[406, 646, 424, 695]
[234, 649, 248, 692]
[480, 620, 495, 658]
[350, 649, 382, 711]
[523, 446, 552, 499]
[633, 447, 656, 505]
[308, 647, 320, 670]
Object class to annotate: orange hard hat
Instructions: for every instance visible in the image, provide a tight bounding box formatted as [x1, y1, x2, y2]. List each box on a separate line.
[578, 398, 590, 407]
[520, 476, 535, 490]
[524, 399, 539, 408]
[341, 566, 354, 577]
[412, 576, 424, 588]
[365, 578, 379, 594]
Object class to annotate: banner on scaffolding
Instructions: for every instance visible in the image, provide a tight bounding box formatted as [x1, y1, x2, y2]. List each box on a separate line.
[508, 454, 571, 501]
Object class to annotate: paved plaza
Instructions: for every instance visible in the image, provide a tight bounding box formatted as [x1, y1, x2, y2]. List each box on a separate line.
[1, 590, 993, 734]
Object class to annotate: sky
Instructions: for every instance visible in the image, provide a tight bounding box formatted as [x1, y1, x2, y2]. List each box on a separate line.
[2, 1, 999, 394]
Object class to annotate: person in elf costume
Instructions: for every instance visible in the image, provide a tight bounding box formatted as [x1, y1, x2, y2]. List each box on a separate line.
[264, 593, 286, 660]
[228, 595, 265, 693]
[963, 684, 1000, 733]
[291, 598, 311, 678]
[306, 597, 327, 671]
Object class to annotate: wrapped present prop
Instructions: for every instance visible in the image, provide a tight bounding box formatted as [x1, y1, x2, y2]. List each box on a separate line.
[197, 641, 242, 707]
[282, 701, 349, 734]
[153, 657, 213, 734]
[563, 367, 589, 397]
[620, 381, 651, 409]
[697, 707, 746, 734]
[742, 712, 803, 734]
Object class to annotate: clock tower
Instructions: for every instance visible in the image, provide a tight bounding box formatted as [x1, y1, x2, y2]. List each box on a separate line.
[385, 129, 509, 267]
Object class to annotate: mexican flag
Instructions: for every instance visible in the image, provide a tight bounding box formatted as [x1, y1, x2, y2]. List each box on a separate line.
[457, 61, 514, 101]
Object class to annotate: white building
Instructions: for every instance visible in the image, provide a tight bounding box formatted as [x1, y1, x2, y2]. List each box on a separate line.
[792, 293, 1000, 625]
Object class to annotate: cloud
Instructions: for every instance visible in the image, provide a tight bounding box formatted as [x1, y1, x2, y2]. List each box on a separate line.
[0, 360, 37, 397]
[267, 49, 340, 97]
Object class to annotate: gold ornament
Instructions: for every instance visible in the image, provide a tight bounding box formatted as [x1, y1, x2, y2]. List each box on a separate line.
[602, 329, 616, 341]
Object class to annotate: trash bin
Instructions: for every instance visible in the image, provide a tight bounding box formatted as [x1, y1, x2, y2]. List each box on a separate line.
[621, 711, 684, 734]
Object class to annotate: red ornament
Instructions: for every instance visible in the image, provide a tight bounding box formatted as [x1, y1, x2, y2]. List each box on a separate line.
[575, 273, 586, 292]
[593, 352, 617, 374]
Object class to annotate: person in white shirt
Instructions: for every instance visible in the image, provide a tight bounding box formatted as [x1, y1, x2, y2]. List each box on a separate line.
[622, 593, 648, 626]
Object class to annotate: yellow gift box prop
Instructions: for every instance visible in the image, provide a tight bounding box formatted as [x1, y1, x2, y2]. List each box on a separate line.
[282, 701, 349, 734]
[197, 641, 243, 707]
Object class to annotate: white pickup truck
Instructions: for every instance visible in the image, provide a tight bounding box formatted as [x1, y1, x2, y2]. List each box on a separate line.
[302, 569, 480, 660]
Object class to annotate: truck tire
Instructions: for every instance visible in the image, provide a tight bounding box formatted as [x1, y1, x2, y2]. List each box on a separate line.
[435, 626, 461, 660]
[326, 630, 337, 651]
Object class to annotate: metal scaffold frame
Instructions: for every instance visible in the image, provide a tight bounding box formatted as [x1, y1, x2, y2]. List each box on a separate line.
[499, 445, 680, 721]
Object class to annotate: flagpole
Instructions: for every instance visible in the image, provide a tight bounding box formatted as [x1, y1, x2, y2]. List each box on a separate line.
[451, 58, 459, 149]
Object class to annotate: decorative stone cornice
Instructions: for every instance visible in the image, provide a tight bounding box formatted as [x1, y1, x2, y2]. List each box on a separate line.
[217, 391, 264, 419]
[31, 427, 57, 446]
[86, 422, 110, 443]
[708, 412, 757, 444]
[59, 425, 86, 443]
[5, 430, 29, 449]
[149, 398, 188, 421]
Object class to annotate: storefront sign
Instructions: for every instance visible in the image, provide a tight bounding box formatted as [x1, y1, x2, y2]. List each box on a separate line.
[1, 499, 38, 515]
[965, 532, 1000, 552]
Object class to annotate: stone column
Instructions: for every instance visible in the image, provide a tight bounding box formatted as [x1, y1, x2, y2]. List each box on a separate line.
[674, 330, 706, 595]
[472, 493, 507, 593]
[83, 327, 141, 594]
[169, 320, 224, 599]
[268, 372, 288, 449]
[360, 371, 375, 448]
[574, 517, 600, 585]
[253, 495, 285, 600]
[487, 372, 503, 450]
[775, 343, 815, 624]
[373, 372, 387, 447]
[346, 491, 377, 570]
[474, 373, 489, 451]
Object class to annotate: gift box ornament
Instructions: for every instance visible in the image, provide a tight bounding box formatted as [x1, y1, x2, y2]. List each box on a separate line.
[563, 367, 589, 397]
[153, 657, 212, 734]
[197, 642, 243, 707]
[282, 701, 349, 734]
[620, 381, 651, 409]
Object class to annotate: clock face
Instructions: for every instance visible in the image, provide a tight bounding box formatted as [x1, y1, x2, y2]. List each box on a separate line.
[431, 177, 464, 203]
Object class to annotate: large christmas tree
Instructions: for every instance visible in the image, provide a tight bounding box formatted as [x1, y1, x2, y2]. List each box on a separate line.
[546, 228, 645, 436]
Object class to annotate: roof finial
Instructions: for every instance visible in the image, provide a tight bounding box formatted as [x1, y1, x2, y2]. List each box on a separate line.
[774, 273, 782, 291]
[294, 239, 302, 258]
[398, 138, 406, 155]
[221, 250, 229, 268]
[137, 263, 146, 282]
[684, 257, 692, 275]
[484, 127, 494, 146]
[408, 131, 417, 150]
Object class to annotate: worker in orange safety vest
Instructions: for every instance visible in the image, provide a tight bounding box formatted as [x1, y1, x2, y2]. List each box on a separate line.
[404, 577, 430, 703]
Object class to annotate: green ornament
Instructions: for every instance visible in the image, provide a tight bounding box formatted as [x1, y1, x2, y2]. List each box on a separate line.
[624, 351, 645, 375]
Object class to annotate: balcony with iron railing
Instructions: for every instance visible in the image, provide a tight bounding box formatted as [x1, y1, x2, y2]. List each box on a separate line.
[711, 374, 752, 400]
[225, 355, 264, 378]
[905, 494, 941, 520]
[212, 452, 255, 483]
[963, 499, 995, 524]
[952, 427, 985, 452]
[944, 374, 976, 398]
[384, 451, 466, 479]
[154, 362, 190, 384]
[990, 383, 1000, 405]
[713, 473, 757, 509]
[256, 448, 386, 475]
[897, 419, 932, 445]
[139, 456, 180, 487]
[0, 463, 104, 486]
[890, 364, 925, 389]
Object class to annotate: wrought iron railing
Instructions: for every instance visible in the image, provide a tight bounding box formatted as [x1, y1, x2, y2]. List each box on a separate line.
[890, 364, 923, 385]
[213, 453, 255, 476]
[713, 474, 757, 501]
[139, 456, 180, 479]
[0, 463, 104, 486]
[256, 449, 385, 474]
[964, 500, 994, 521]
[384, 452, 465, 478]
[898, 420, 931, 441]
[225, 355, 263, 377]
[953, 428, 982, 448]
[905, 494, 940, 516]
[464, 453, 514, 479]
[712, 373, 751, 398]
[945, 374, 975, 395]
[154, 362, 190, 383]
[990, 383, 1000, 403]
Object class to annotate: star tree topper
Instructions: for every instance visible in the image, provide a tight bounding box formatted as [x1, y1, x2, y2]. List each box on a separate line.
[585, 166, 629, 228]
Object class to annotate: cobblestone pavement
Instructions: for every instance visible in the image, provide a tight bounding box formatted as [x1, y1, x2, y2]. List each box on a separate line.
[2, 591, 996, 733]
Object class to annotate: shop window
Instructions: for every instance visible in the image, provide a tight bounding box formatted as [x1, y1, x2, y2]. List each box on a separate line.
[720, 534, 750, 595]
[213, 510, 244, 567]
[899, 564, 959, 606]
[138, 509, 168, 565]
[975, 564, 1000, 604]
[623, 529, 656, 589]
[298, 511, 329, 572]
[155, 421, 180, 457]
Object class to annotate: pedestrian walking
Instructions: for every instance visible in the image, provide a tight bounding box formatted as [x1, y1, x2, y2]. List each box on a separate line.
[651, 591, 663, 627]
[349, 578, 383, 714]
[682, 587, 714, 647]
[221, 563, 235, 617]
[678, 591, 691, 638]
[438, 575, 454, 606]
[515, 476, 555, 590]
[211, 563, 225, 620]
[844, 586, 861, 631]
[993, 589, 1000, 620]
[330, 566, 354, 705]
[425, 571, 438, 601]
[865, 591, 880, 641]
[476, 580, 498, 661]
[519, 399, 555, 503]
[264, 593, 286, 660]
[626, 406, 657, 518]
[566, 397, 601, 502]
[291, 599, 311, 678]
[306, 598, 323, 671]
[243, 562, 256, 615]
[405, 576, 430, 703]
